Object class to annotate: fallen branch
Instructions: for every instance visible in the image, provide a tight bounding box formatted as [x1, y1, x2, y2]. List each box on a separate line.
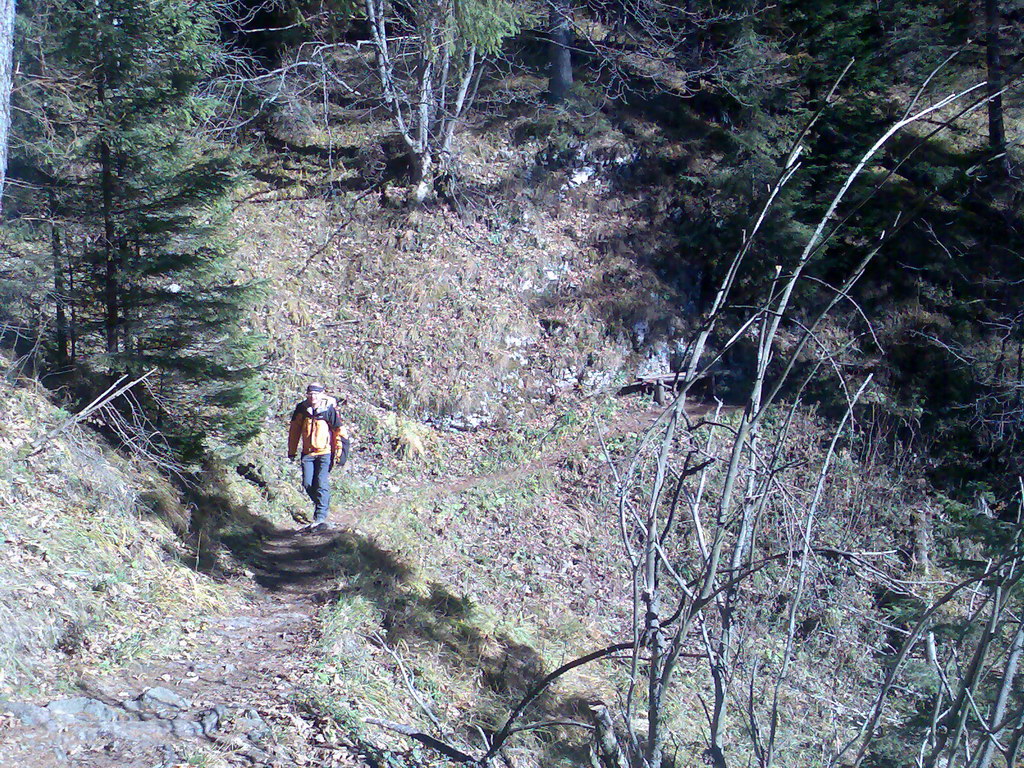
[24, 369, 157, 458]
[365, 718, 480, 764]
[369, 632, 443, 733]
[484, 641, 637, 761]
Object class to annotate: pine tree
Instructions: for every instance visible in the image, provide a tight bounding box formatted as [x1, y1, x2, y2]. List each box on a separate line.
[12, 0, 265, 456]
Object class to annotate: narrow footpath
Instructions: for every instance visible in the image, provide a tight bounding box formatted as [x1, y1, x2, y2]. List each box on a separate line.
[0, 524, 372, 768]
[0, 400, 675, 767]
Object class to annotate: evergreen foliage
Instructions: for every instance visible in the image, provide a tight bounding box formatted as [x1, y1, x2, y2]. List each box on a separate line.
[11, 0, 265, 457]
[0, 0, 1023, 764]
[452, 0, 531, 55]
[220, 0, 360, 55]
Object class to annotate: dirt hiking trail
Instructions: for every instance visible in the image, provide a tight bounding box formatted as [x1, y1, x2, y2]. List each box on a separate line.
[0, 523, 376, 768]
[0, 400, 679, 767]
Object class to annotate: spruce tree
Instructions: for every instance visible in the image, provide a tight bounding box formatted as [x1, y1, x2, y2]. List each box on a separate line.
[12, 0, 265, 456]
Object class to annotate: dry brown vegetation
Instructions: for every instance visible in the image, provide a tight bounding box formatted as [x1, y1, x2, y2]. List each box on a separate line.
[4, 44, 1023, 768]
[0, 375, 242, 699]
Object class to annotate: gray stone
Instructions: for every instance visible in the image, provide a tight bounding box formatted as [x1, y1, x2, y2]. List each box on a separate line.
[158, 744, 180, 768]
[44, 696, 91, 717]
[1, 700, 51, 727]
[74, 725, 100, 741]
[46, 696, 119, 722]
[137, 686, 190, 713]
[237, 708, 271, 741]
[199, 705, 226, 736]
[83, 698, 121, 722]
[121, 698, 142, 714]
[170, 718, 202, 738]
[118, 719, 174, 739]
[48, 743, 69, 762]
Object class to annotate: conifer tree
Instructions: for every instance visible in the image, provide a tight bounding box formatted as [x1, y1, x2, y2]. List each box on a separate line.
[547, 0, 573, 103]
[12, 0, 265, 455]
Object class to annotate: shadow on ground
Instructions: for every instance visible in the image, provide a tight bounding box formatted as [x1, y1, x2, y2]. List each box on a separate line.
[186, 475, 602, 764]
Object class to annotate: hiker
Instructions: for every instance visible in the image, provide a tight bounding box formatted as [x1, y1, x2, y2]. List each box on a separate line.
[287, 383, 350, 530]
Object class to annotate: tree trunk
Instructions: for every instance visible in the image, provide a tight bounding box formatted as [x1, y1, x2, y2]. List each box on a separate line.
[50, 206, 69, 365]
[548, 0, 573, 103]
[707, 654, 729, 768]
[976, 619, 1024, 768]
[589, 703, 628, 768]
[68, 240, 77, 361]
[100, 137, 119, 355]
[410, 150, 433, 205]
[910, 506, 932, 574]
[97, 71, 119, 355]
[645, 617, 666, 768]
[0, 0, 16, 214]
[985, 0, 1010, 175]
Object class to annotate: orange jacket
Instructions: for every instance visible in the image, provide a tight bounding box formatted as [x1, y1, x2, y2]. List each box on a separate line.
[288, 401, 349, 459]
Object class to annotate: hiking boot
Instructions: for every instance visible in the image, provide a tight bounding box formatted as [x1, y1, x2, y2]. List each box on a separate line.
[309, 521, 330, 533]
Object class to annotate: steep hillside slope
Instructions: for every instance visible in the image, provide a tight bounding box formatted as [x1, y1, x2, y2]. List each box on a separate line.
[4, 74, 1018, 768]
[233, 100, 697, 430]
[0, 377, 236, 699]
[209, 96, 981, 767]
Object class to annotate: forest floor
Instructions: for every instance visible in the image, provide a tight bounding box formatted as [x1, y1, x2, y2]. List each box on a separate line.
[0, 520, 374, 768]
[0, 397, 672, 768]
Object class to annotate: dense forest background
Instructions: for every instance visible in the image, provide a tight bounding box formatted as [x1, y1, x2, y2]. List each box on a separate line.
[1, 1, 1024, 767]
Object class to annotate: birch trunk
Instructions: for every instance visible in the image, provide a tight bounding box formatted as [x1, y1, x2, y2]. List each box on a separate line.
[0, 0, 15, 213]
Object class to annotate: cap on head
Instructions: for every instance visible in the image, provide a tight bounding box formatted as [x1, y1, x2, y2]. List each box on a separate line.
[306, 383, 325, 393]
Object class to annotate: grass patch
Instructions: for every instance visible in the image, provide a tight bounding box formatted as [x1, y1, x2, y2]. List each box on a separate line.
[0, 379, 242, 697]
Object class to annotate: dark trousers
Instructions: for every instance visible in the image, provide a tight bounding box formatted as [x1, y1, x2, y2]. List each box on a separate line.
[300, 453, 331, 522]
